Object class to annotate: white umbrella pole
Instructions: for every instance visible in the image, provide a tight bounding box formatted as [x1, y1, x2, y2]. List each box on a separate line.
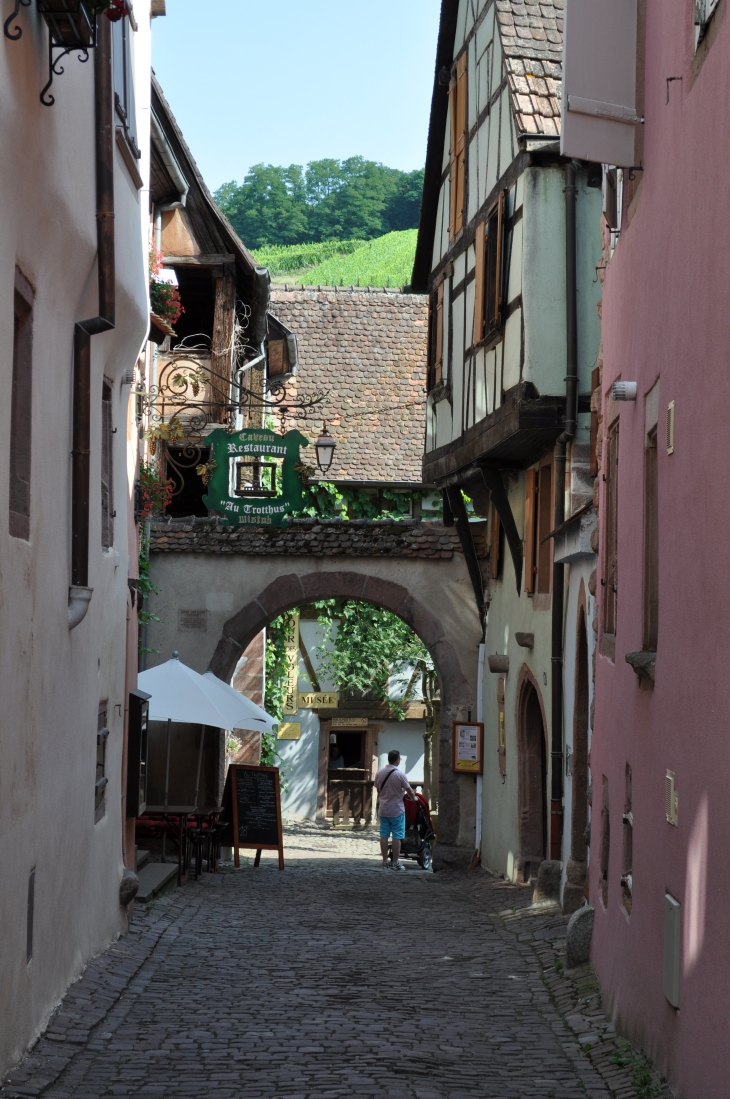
[193, 724, 205, 810]
[162, 717, 171, 862]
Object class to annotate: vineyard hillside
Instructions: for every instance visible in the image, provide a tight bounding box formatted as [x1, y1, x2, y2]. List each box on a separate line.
[252, 230, 418, 289]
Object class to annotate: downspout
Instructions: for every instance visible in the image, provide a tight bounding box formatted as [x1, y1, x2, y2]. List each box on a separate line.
[69, 16, 115, 629]
[549, 161, 579, 858]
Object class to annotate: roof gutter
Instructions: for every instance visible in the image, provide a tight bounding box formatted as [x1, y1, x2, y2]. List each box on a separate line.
[150, 108, 189, 207]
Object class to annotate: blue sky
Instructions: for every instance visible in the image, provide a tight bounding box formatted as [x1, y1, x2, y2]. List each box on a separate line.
[152, 0, 442, 193]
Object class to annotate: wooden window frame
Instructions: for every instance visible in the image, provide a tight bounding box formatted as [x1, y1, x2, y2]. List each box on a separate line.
[9, 267, 34, 541]
[448, 53, 467, 240]
[473, 192, 507, 348]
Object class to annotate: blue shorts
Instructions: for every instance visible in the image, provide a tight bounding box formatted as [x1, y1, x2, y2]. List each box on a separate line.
[379, 813, 406, 840]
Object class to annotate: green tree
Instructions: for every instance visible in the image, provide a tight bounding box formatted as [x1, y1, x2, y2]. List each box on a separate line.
[216, 164, 308, 249]
[383, 168, 425, 232]
[214, 158, 424, 248]
[315, 600, 433, 718]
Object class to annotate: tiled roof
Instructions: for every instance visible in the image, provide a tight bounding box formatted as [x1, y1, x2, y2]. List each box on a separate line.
[149, 518, 462, 559]
[268, 287, 428, 484]
[496, 0, 563, 138]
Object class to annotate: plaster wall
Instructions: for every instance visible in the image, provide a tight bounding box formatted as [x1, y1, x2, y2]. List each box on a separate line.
[522, 167, 603, 398]
[0, 6, 150, 1076]
[591, 3, 730, 1094]
[480, 473, 553, 879]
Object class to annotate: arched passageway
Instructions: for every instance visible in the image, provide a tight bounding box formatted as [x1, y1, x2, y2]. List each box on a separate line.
[517, 674, 548, 883]
[147, 527, 483, 865]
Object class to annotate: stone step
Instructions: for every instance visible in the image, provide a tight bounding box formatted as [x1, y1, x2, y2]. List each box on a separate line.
[135, 862, 177, 903]
[135, 849, 150, 872]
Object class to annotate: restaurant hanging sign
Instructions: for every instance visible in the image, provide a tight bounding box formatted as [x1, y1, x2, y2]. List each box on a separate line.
[201, 427, 310, 527]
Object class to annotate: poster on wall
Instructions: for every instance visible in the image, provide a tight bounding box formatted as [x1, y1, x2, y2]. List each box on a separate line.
[452, 722, 484, 773]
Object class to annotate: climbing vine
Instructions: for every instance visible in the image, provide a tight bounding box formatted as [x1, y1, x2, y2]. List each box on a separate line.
[314, 600, 436, 720]
[292, 482, 440, 521]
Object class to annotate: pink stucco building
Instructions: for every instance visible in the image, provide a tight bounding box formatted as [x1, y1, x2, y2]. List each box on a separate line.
[564, 1, 730, 1094]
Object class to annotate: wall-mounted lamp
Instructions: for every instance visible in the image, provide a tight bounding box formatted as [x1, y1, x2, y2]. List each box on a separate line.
[314, 424, 336, 474]
[611, 381, 637, 401]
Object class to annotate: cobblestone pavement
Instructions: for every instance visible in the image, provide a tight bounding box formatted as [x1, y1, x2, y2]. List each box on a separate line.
[2, 824, 672, 1099]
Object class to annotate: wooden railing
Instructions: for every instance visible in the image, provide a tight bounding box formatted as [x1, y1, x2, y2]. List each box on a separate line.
[328, 776, 374, 827]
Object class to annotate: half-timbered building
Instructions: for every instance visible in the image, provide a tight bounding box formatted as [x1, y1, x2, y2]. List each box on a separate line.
[413, 0, 602, 886]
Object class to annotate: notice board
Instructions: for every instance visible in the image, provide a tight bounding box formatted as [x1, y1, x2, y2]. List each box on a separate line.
[452, 721, 484, 773]
[220, 764, 284, 869]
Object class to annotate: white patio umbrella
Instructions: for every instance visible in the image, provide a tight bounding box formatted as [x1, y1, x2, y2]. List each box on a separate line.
[201, 671, 276, 734]
[138, 653, 276, 811]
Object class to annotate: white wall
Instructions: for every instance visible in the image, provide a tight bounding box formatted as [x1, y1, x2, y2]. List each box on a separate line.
[377, 723, 426, 782]
[0, 4, 151, 1075]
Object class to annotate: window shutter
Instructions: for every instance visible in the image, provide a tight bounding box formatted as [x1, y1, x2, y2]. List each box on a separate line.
[536, 463, 553, 594]
[524, 468, 538, 594]
[473, 221, 485, 346]
[449, 53, 467, 238]
[561, 0, 639, 166]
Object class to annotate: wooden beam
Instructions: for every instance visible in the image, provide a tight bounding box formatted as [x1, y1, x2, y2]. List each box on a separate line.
[480, 466, 523, 595]
[211, 270, 235, 421]
[163, 253, 236, 266]
[445, 487, 485, 624]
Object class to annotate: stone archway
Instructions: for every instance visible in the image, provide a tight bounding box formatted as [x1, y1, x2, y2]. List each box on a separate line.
[564, 593, 590, 913]
[516, 667, 548, 883]
[207, 570, 477, 867]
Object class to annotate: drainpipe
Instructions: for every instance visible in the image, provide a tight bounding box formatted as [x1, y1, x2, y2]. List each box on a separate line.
[475, 641, 485, 857]
[69, 16, 115, 629]
[549, 161, 579, 858]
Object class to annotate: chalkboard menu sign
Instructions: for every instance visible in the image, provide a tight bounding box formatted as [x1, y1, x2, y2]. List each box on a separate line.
[221, 764, 284, 870]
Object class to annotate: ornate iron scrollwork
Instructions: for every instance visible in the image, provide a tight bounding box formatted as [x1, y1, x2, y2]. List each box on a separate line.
[40, 40, 91, 106]
[139, 334, 326, 446]
[4, 0, 101, 105]
[4, 0, 31, 41]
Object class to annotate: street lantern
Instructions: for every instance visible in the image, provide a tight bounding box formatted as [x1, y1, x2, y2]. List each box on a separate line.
[314, 424, 336, 474]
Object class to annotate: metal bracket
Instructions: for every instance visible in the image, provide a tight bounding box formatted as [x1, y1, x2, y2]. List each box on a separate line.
[4, 0, 31, 40]
[41, 35, 93, 107]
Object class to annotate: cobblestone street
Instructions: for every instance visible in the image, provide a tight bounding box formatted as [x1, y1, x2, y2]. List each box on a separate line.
[2, 826, 669, 1099]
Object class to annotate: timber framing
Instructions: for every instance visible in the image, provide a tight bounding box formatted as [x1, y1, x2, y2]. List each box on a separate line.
[422, 383, 565, 482]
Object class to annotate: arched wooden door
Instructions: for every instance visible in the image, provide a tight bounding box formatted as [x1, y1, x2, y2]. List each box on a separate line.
[517, 677, 547, 883]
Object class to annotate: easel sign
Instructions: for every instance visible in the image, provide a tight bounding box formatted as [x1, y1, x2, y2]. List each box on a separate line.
[452, 721, 484, 773]
[220, 764, 284, 869]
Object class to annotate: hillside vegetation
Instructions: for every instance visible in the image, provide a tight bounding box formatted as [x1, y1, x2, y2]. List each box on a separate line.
[215, 157, 423, 249]
[252, 230, 418, 289]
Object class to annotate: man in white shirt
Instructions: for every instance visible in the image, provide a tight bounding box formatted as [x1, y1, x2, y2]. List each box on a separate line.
[374, 750, 417, 871]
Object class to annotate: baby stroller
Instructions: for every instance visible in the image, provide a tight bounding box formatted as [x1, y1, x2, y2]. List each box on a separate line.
[390, 792, 435, 870]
